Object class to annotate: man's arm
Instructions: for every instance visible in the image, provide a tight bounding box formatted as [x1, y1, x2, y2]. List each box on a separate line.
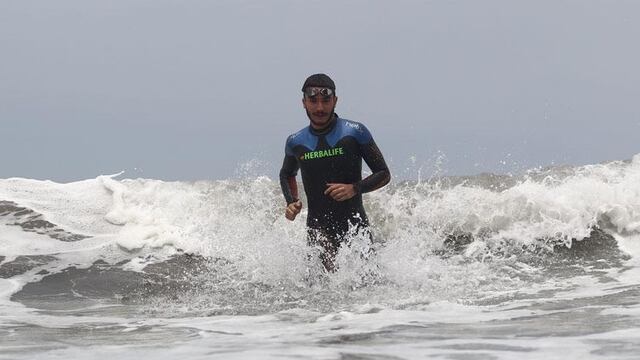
[279, 154, 299, 205]
[280, 155, 303, 220]
[356, 139, 390, 194]
[325, 135, 390, 202]
[280, 138, 303, 220]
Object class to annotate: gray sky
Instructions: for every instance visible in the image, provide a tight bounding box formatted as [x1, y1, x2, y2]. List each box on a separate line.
[1, 0, 639, 182]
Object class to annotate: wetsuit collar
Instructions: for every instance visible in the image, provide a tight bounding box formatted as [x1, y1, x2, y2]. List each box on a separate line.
[310, 113, 338, 135]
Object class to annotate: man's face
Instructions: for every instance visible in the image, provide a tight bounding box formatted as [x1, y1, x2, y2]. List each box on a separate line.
[302, 91, 338, 129]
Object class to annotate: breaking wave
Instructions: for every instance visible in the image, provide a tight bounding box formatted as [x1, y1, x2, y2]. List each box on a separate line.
[2, 155, 640, 316]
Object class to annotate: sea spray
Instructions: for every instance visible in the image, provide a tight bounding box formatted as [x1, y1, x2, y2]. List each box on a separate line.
[0, 156, 639, 317]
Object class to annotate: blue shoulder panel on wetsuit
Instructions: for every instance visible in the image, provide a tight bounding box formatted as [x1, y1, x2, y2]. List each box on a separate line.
[326, 118, 373, 148]
[285, 127, 318, 155]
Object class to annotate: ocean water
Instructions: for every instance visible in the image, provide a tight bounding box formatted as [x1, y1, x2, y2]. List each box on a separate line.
[2, 156, 640, 359]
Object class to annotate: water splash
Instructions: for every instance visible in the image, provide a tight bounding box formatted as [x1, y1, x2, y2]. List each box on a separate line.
[1, 155, 639, 315]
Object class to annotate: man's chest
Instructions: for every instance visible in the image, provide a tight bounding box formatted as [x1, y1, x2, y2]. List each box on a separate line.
[292, 136, 361, 173]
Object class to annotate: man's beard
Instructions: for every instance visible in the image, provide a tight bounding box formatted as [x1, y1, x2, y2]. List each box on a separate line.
[306, 107, 335, 129]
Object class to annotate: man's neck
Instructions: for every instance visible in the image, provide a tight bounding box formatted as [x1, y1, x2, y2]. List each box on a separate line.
[310, 113, 337, 134]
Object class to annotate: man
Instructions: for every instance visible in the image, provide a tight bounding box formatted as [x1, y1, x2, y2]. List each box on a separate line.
[279, 73, 391, 271]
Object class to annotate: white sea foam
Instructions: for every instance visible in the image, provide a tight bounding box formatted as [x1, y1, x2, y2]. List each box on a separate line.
[1, 156, 638, 262]
[0, 157, 638, 296]
[2, 157, 640, 359]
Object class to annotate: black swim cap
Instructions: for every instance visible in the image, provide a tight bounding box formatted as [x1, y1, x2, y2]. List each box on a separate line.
[302, 73, 336, 92]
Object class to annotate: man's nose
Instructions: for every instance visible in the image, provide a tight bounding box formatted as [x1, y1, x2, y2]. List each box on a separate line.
[310, 102, 323, 110]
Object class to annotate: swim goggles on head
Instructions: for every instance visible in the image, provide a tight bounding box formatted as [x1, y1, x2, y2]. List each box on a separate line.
[303, 87, 334, 97]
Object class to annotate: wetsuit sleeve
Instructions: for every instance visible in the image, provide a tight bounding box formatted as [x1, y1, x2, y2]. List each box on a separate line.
[279, 141, 300, 205]
[348, 122, 390, 194]
[355, 139, 391, 194]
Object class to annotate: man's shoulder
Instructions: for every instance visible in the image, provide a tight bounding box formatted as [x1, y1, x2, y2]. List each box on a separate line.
[285, 126, 319, 154]
[335, 117, 372, 144]
[286, 126, 311, 145]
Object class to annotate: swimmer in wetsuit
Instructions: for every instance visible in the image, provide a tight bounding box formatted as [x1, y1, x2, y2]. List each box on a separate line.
[279, 74, 391, 271]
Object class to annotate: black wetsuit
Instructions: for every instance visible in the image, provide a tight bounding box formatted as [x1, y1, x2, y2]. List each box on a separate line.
[279, 115, 390, 246]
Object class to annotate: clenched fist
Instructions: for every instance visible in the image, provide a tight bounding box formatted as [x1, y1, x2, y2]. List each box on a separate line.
[285, 200, 303, 221]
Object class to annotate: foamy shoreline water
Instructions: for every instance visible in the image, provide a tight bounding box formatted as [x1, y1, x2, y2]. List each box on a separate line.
[2, 156, 640, 359]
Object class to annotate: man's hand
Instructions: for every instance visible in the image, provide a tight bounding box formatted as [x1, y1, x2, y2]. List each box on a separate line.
[285, 200, 303, 221]
[324, 183, 357, 202]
